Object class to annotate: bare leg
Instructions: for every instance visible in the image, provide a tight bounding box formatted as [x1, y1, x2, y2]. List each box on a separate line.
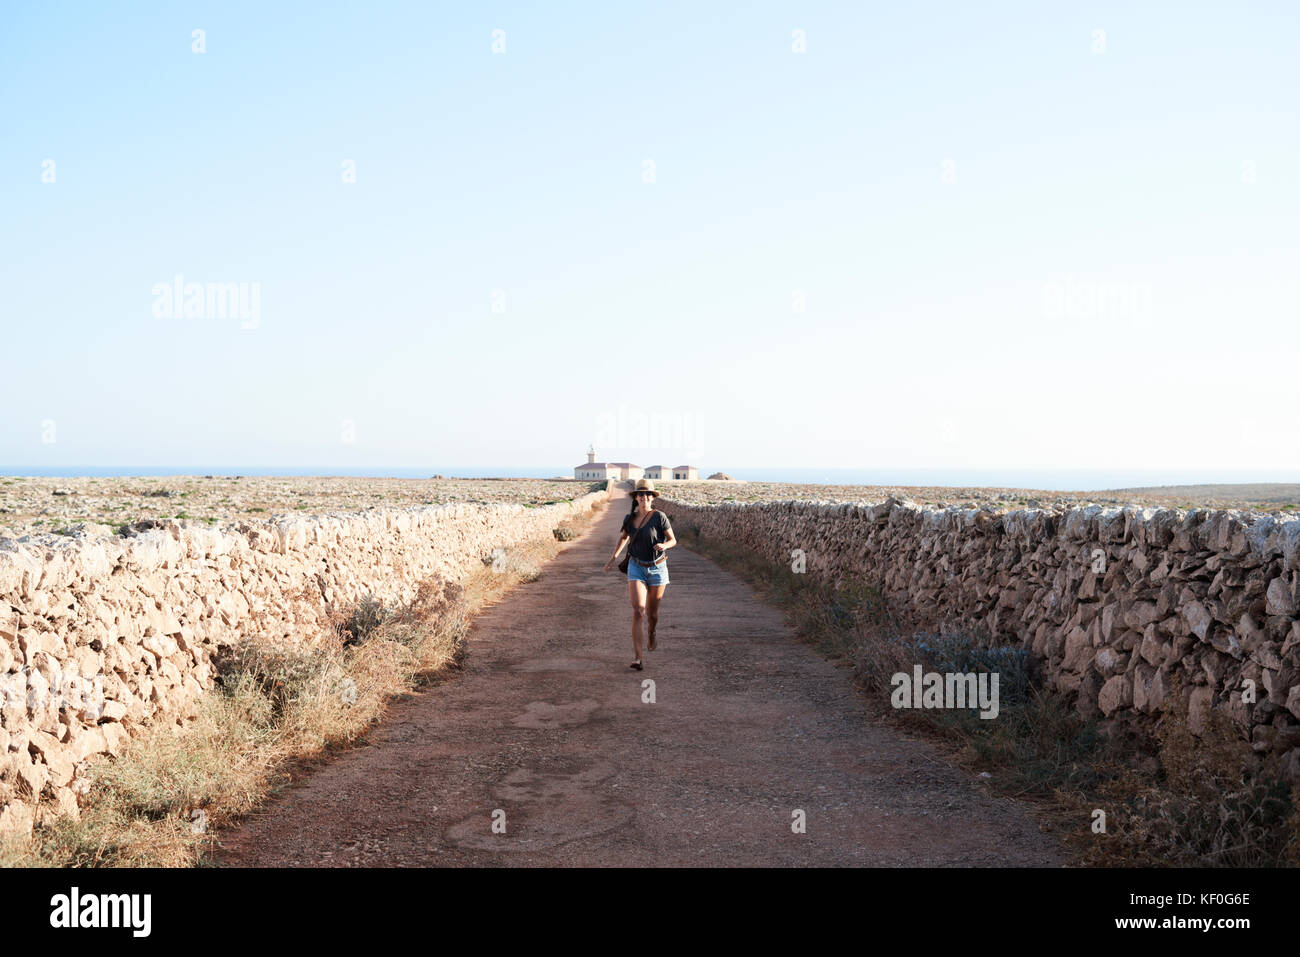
[646, 584, 667, 650]
[627, 580, 647, 666]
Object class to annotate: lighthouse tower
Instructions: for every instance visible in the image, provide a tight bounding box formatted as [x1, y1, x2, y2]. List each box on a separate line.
[586, 445, 596, 464]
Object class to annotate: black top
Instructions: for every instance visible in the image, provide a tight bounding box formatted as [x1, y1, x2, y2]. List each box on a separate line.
[622, 509, 672, 562]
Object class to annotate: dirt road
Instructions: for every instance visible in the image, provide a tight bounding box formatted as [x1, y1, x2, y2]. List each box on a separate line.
[216, 493, 1064, 866]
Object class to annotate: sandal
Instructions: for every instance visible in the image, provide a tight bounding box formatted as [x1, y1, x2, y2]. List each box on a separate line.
[629, 660, 643, 671]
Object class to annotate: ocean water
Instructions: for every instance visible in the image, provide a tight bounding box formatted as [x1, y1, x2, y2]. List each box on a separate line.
[0, 466, 571, 480]
[2, 465, 1296, 491]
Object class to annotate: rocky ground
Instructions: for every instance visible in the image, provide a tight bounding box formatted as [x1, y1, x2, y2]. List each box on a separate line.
[0, 476, 600, 540]
[657, 481, 1300, 514]
[3, 475, 1295, 541]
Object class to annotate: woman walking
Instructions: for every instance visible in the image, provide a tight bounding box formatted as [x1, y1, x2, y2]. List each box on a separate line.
[603, 478, 675, 671]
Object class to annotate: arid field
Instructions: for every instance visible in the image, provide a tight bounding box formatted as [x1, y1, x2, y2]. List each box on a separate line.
[2, 475, 1297, 541]
[654, 480, 1300, 513]
[0, 476, 603, 539]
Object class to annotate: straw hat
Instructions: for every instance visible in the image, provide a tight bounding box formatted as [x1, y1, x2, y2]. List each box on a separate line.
[631, 478, 659, 497]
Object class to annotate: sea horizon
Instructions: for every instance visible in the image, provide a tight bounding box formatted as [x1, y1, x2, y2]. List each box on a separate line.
[3, 465, 1297, 492]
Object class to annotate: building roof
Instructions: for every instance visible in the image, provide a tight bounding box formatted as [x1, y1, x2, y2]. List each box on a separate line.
[573, 462, 641, 469]
[672, 465, 696, 470]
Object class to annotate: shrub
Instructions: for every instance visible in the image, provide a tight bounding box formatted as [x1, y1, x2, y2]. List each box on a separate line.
[338, 594, 387, 644]
[213, 639, 344, 725]
[892, 629, 1033, 708]
[1083, 679, 1300, 867]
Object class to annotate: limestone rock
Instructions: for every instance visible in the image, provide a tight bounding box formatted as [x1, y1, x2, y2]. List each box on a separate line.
[15, 754, 46, 799]
[1062, 627, 1093, 671]
[0, 799, 35, 839]
[1182, 600, 1213, 641]
[1280, 748, 1300, 787]
[1099, 675, 1133, 715]
[1266, 576, 1298, 617]
[1187, 686, 1214, 736]
[1095, 647, 1127, 677]
[1133, 666, 1167, 713]
[1286, 622, 1300, 662]
[101, 721, 129, 757]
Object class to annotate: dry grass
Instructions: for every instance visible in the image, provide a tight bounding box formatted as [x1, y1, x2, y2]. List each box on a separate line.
[0, 504, 597, 868]
[1071, 683, 1300, 867]
[674, 519, 1300, 867]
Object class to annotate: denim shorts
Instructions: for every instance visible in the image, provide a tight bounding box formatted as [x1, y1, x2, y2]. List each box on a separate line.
[627, 555, 669, 586]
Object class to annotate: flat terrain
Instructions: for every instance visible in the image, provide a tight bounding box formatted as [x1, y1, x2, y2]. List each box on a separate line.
[0, 476, 599, 539]
[1108, 483, 1300, 507]
[4, 475, 1294, 541]
[658, 480, 1300, 513]
[215, 491, 1063, 867]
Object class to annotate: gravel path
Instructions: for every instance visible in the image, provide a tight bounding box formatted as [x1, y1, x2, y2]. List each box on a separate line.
[215, 493, 1064, 867]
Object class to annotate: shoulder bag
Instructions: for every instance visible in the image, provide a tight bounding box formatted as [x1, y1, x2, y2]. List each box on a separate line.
[620, 510, 650, 574]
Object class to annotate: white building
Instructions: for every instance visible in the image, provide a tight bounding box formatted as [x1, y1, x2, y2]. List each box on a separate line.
[574, 447, 643, 481]
[574, 448, 697, 481]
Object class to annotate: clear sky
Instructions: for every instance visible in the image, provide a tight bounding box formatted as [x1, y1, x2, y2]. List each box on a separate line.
[2, 1, 1297, 476]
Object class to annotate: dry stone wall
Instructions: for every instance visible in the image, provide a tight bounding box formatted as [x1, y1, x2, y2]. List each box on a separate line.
[0, 483, 612, 837]
[660, 496, 1300, 778]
